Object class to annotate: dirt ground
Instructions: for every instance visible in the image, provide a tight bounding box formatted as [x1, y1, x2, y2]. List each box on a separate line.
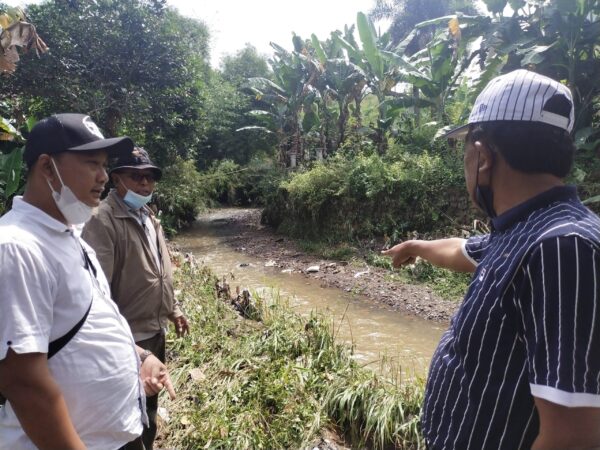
[205, 208, 459, 323]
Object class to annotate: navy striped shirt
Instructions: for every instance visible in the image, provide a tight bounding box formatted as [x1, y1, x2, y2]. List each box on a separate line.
[422, 186, 600, 449]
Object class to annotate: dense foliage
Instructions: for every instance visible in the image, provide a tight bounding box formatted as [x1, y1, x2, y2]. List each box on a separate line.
[2, 0, 599, 238]
[263, 137, 468, 241]
[0, 0, 275, 222]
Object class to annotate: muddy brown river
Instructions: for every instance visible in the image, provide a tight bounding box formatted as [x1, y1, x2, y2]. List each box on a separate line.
[175, 211, 446, 376]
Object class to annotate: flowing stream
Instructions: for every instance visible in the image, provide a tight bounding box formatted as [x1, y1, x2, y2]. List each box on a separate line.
[174, 210, 447, 376]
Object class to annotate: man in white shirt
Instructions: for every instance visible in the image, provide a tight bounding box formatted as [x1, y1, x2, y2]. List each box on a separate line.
[0, 113, 175, 450]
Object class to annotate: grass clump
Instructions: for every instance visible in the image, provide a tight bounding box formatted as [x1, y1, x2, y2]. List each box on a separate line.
[367, 252, 471, 301]
[297, 240, 358, 261]
[162, 259, 427, 449]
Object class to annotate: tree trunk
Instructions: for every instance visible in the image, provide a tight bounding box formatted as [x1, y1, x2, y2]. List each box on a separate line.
[337, 100, 349, 149]
[413, 85, 420, 127]
[377, 93, 387, 155]
[103, 106, 121, 137]
[353, 96, 362, 129]
[315, 147, 324, 161]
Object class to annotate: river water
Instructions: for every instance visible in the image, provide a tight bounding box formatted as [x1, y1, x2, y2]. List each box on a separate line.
[174, 211, 447, 376]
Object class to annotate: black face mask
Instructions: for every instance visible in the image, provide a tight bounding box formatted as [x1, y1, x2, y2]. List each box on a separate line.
[474, 151, 496, 218]
[475, 185, 496, 218]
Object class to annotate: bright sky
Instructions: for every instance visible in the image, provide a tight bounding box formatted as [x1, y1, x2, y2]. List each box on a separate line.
[5, 0, 495, 69]
[168, 0, 379, 67]
[5, 0, 379, 68]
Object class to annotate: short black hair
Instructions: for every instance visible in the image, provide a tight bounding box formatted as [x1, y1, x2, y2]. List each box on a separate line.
[467, 121, 575, 178]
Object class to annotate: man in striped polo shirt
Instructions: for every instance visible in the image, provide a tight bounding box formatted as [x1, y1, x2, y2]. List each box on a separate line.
[383, 70, 600, 449]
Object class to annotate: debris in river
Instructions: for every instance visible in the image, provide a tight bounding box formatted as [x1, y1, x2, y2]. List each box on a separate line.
[231, 286, 261, 321]
[184, 252, 195, 269]
[215, 277, 231, 300]
[353, 267, 370, 278]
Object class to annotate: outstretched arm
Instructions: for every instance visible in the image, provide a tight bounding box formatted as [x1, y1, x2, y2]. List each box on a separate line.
[382, 238, 476, 273]
[0, 349, 85, 450]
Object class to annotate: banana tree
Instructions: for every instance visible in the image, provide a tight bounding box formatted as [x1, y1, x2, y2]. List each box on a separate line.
[308, 33, 367, 152]
[242, 42, 311, 168]
[434, 0, 599, 140]
[330, 12, 410, 154]
[0, 115, 25, 215]
[1, 8, 46, 214]
[0, 7, 48, 74]
[513, 0, 600, 131]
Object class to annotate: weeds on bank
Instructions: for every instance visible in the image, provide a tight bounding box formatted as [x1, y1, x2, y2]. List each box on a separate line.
[292, 236, 470, 302]
[297, 240, 358, 261]
[162, 259, 426, 449]
[367, 253, 470, 301]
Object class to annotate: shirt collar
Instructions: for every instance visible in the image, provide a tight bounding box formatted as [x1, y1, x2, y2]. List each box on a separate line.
[491, 185, 579, 232]
[11, 196, 72, 234]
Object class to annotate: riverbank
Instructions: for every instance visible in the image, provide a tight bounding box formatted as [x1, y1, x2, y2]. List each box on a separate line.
[159, 256, 425, 450]
[199, 208, 462, 323]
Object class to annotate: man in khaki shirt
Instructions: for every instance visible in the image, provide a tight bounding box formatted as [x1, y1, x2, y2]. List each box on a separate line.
[83, 147, 189, 450]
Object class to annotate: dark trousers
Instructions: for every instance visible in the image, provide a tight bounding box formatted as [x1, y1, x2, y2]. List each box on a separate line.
[121, 332, 166, 450]
[119, 437, 145, 450]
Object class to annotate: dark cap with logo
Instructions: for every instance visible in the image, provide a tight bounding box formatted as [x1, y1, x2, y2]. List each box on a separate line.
[109, 147, 162, 181]
[24, 113, 134, 168]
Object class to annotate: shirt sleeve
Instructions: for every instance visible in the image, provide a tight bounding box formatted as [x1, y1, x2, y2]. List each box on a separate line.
[462, 233, 490, 266]
[0, 242, 56, 360]
[520, 235, 600, 407]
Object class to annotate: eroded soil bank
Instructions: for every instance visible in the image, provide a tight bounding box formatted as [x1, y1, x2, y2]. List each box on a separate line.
[189, 208, 459, 323]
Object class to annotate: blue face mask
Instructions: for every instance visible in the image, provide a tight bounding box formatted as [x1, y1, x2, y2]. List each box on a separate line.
[120, 180, 153, 210]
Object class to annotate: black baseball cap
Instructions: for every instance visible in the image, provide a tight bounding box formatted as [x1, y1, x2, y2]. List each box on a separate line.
[24, 113, 134, 168]
[109, 147, 162, 181]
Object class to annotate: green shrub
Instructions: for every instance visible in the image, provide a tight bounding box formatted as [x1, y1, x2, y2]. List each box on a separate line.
[263, 146, 469, 241]
[155, 158, 209, 235]
[201, 157, 286, 207]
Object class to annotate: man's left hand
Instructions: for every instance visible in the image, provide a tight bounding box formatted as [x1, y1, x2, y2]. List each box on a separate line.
[140, 353, 176, 400]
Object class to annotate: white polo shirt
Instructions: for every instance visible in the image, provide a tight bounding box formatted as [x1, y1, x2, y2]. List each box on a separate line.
[0, 197, 144, 450]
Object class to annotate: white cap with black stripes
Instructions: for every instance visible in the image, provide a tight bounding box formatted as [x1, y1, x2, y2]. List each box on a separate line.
[444, 69, 574, 139]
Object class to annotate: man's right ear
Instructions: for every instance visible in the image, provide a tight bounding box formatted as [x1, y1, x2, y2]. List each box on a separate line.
[473, 140, 495, 173]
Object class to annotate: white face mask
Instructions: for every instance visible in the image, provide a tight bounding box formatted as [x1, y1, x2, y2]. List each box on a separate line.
[47, 158, 94, 226]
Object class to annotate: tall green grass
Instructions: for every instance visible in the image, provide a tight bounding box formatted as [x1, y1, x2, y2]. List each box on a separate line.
[161, 259, 427, 449]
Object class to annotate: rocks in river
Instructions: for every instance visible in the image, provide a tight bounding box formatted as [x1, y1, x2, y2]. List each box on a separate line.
[306, 265, 320, 273]
[265, 260, 277, 267]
